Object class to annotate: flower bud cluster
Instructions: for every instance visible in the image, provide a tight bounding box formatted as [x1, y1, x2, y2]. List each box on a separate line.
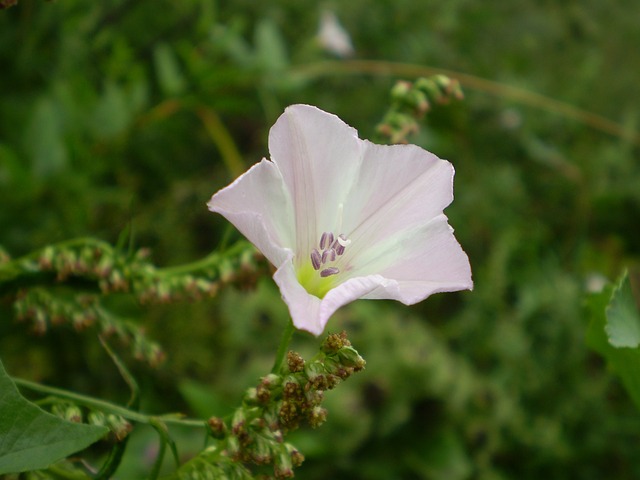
[136, 246, 265, 303]
[34, 244, 136, 292]
[204, 331, 365, 478]
[52, 402, 83, 423]
[5, 239, 262, 367]
[14, 288, 99, 334]
[8, 239, 262, 304]
[51, 402, 132, 443]
[13, 287, 165, 366]
[377, 75, 464, 144]
[87, 410, 133, 442]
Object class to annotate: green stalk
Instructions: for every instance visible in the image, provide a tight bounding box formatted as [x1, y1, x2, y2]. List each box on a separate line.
[12, 377, 206, 428]
[271, 319, 296, 374]
[290, 60, 640, 146]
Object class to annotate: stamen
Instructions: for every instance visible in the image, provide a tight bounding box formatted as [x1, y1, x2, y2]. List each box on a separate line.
[312, 231, 349, 275]
[310, 249, 322, 270]
[320, 267, 340, 277]
[321, 248, 336, 263]
[319, 232, 334, 250]
[337, 234, 351, 247]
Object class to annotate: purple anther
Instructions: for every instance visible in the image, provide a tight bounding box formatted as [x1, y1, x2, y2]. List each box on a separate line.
[319, 232, 334, 250]
[333, 234, 351, 255]
[310, 249, 322, 270]
[321, 248, 336, 265]
[320, 267, 340, 277]
[332, 239, 345, 256]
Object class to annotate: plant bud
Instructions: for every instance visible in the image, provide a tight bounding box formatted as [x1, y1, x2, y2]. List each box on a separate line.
[308, 406, 327, 428]
[391, 80, 412, 101]
[207, 416, 227, 439]
[321, 330, 350, 354]
[286, 351, 305, 373]
[106, 414, 133, 442]
[64, 405, 83, 423]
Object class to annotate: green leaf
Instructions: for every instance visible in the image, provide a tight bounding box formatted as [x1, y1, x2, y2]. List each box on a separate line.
[91, 82, 131, 139]
[23, 98, 68, 177]
[254, 18, 288, 72]
[606, 271, 640, 347]
[153, 43, 187, 96]
[586, 275, 640, 410]
[0, 359, 108, 475]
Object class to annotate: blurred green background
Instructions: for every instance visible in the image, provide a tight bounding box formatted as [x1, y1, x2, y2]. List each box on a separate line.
[1, 0, 640, 478]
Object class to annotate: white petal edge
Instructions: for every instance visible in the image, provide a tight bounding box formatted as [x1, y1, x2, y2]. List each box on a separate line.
[207, 159, 294, 267]
[273, 214, 472, 336]
[350, 214, 473, 298]
[274, 258, 403, 336]
[268, 104, 363, 258]
[343, 141, 454, 247]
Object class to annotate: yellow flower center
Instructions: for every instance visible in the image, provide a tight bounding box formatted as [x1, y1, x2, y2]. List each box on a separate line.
[297, 231, 351, 298]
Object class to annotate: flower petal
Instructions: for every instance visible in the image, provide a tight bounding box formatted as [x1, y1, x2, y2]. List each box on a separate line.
[354, 214, 473, 303]
[342, 141, 454, 262]
[268, 105, 363, 260]
[207, 159, 294, 267]
[274, 258, 400, 336]
[209, 104, 473, 336]
[275, 215, 472, 335]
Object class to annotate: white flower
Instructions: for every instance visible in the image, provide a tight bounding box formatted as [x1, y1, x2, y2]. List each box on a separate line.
[208, 105, 472, 336]
[317, 11, 354, 58]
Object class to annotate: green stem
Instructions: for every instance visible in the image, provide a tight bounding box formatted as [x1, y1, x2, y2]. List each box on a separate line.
[99, 335, 140, 410]
[148, 430, 166, 480]
[289, 60, 640, 146]
[271, 319, 295, 374]
[12, 377, 206, 428]
[196, 107, 246, 178]
[156, 241, 250, 277]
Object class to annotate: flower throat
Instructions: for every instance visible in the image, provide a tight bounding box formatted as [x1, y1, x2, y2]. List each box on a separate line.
[310, 231, 350, 277]
[296, 231, 351, 298]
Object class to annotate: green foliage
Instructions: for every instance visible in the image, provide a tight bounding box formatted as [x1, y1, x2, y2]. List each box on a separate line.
[176, 332, 364, 479]
[605, 271, 640, 348]
[0, 358, 107, 474]
[376, 76, 464, 144]
[587, 271, 640, 410]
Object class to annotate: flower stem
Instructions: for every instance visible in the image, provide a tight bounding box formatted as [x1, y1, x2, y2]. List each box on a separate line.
[271, 319, 295, 374]
[156, 240, 250, 277]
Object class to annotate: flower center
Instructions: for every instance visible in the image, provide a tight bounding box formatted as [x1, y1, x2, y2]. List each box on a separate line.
[310, 231, 350, 277]
[296, 231, 351, 298]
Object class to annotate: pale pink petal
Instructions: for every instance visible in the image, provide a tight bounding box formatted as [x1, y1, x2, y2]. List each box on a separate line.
[354, 214, 473, 303]
[207, 159, 294, 267]
[273, 260, 323, 335]
[341, 141, 454, 264]
[268, 105, 363, 261]
[274, 259, 401, 336]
